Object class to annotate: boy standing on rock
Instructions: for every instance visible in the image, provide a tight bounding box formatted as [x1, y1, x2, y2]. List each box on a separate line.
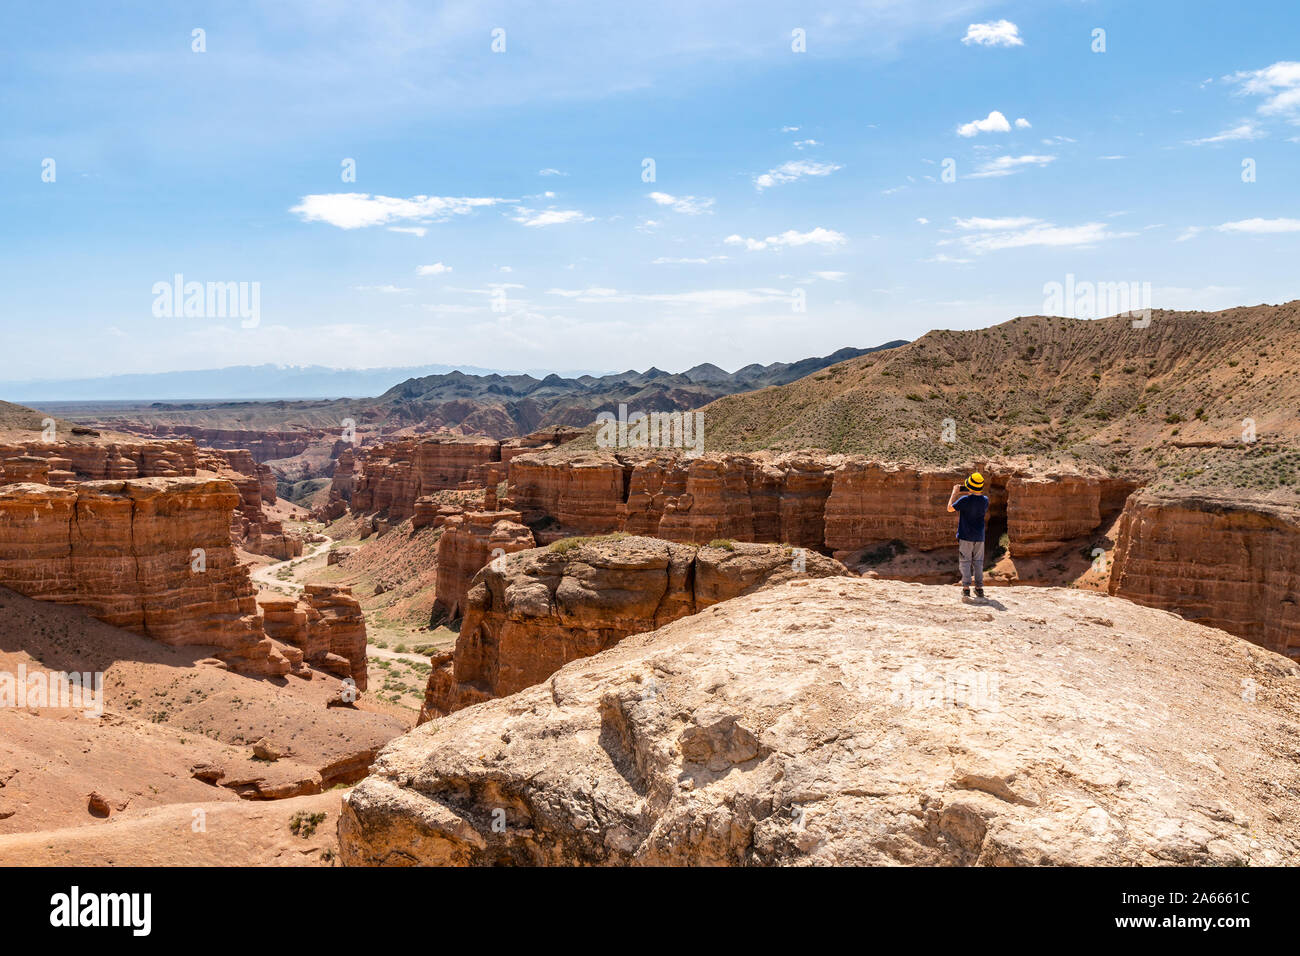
[946, 473, 988, 600]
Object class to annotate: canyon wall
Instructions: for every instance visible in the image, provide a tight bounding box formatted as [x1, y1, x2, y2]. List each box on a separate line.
[318, 447, 355, 520]
[420, 537, 848, 719]
[432, 510, 536, 621]
[504, 450, 1127, 560]
[508, 452, 628, 535]
[337, 427, 580, 522]
[1108, 490, 1300, 657]
[348, 437, 497, 521]
[98, 423, 330, 463]
[0, 439, 197, 481]
[0, 477, 289, 676]
[197, 447, 302, 559]
[823, 461, 993, 555]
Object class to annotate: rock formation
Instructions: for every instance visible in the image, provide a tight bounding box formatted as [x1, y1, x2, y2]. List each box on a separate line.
[508, 450, 1135, 562]
[259, 585, 369, 690]
[199, 447, 303, 559]
[0, 439, 196, 480]
[342, 577, 1300, 866]
[1006, 475, 1137, 557]
[824, 461, 985, 554]
[1, 456, 51, 485]
[508, 452, 628, 535]
[0, 477, 288, 676]
[420, 537, 848, 719]
[431, 510, 536, 622]
[1109, 489, 1300, 657]
[318, 447, 356, 519]
[340, 430, 583, 524]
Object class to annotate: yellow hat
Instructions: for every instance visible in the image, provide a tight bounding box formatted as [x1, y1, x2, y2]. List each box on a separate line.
[965, 472, 985, 492]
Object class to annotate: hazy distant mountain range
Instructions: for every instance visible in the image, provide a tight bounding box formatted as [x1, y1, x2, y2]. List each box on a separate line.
[0, 363, 614, 402]
[44, 342, 910, 440]
[3, 346, 907, 404]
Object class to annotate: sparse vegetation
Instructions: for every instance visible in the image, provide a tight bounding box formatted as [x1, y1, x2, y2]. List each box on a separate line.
[289, 811, 327, 838]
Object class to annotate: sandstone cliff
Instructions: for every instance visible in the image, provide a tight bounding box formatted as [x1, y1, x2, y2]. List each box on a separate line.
[350, 436, 504, 521]
[420, 537, 848, 719]
[0, 438, 197, 480]
[199, 447, 303, 559]
[259, 585, 370, 690]
[1109, 489, 1300, 657]
[343, 577, 1300, 866]
[0, 477, 288, 676]
[431, 510, 536, 622]
[508, 449, 1129, 562]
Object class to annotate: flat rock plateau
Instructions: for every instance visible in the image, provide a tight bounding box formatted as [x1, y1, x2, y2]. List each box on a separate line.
[341, 578, 1300, 866]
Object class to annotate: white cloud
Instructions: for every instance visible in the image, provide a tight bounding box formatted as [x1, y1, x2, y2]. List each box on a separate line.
[537, 168, 567, 176]
[948, 217, 1134, 253]
[969, 154, 1056, 178]
[957, 110, 1011, 137]
[754, 160, 842, 190]
[290, 192, 510, 229]
[648, 192, 715, 214]
[1216, 217, 1300, 234]
[724, 227, 847, 250]
[1185, 122, 1263, 145]
[420, 303, 485, 314]
[916, 217, 930, 225]
[1015, 117, 1031, 129]
[547, 287, 795, 309]
[354, 284, 412, 293]
[793, 139, 821, 149]
[812, 271, 847, 281]
[1227, 61, 1300, 120]
[953, 216, 1040, 230]
[388, 226, 428, 237]
[510, 207, 594, 227]
[962, 20, 1023, 48]
[781, 125, 800, 132]
[546, 287, 620, 298]
[652, 255, 730, 264]
[416, 262, 451, 276]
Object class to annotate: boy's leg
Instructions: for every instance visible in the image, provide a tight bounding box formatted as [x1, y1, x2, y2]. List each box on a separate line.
[958, 540, 972, 586]
[972, 541, 985, 588]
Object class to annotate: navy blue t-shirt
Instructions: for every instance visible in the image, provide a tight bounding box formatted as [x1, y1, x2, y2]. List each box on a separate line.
[953, 494, 989, 542]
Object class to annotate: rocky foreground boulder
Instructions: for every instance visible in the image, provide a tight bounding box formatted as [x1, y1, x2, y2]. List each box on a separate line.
[342, 578, 1300, 865]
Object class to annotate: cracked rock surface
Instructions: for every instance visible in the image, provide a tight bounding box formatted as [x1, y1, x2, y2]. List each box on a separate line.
[342, 577, 1300, 866]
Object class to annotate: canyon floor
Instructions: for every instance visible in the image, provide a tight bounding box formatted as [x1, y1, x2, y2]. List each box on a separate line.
[0, 587, 403, 849]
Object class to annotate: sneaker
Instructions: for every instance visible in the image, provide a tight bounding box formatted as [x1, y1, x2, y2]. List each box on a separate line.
[962, 587, 971, 598]
[974, 587, 985, 599]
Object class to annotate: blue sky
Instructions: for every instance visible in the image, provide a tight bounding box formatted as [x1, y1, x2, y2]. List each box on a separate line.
[3, 0, 1299, 381]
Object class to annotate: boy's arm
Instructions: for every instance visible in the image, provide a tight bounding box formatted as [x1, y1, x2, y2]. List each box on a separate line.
[946, 483, 965, 513]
